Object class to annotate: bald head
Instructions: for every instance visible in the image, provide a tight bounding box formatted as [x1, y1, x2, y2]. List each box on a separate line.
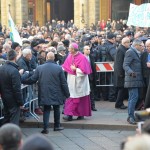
[146, 39, 150, 46]
[121, 37, 130, 48]
[46, 52, 55, 61]
[146, 39, 150, 53]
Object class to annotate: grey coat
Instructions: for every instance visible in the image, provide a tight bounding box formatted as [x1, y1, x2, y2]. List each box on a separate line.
[22, 60, 70, 105]
[123, 47, 144, 88]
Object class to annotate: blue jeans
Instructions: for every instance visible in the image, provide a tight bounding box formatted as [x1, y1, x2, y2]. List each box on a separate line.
[128, 88, 139, 119]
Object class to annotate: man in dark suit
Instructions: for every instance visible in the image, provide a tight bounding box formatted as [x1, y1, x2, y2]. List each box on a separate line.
[0, 50, 24, 125]
[22, 52, 70, 134]
[114, 37, 130, 109]
[83, 45, 97, 111]
[143, 40, 150, 108]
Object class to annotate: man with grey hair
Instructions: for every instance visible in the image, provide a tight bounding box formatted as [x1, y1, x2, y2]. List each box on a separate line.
[0, 123, 22, 150]
[123, 39, 144, 124]
[17, 48, 33, 75]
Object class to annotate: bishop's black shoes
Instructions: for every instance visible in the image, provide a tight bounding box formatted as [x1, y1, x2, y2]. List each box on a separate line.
[63, 115, 73, 121]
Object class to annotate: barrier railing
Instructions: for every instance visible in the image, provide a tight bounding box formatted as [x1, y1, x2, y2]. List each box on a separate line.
[0, 84, 40, 121]
[95, 62, 114, 87]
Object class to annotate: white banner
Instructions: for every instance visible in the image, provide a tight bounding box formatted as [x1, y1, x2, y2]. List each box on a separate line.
[127, 3, 150, 27]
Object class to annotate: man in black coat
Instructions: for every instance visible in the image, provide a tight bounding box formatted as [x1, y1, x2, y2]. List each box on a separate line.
[143, 40, 150, 108]
[114, 37, 130, 109]
[101, 33, 117, 102]
[22, 52, 70, 134]
[83, 45, 97, 111]
[0, 50, 24, 125]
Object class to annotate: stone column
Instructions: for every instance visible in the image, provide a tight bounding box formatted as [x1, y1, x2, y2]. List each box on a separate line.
[88, 0, 100, 27]
[74, 0, 80, 28]
[35, 0, 46, 26]
[1, 0, 9, 26]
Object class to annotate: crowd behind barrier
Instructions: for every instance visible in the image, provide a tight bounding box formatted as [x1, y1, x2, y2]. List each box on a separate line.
[0, 18, 150, 126]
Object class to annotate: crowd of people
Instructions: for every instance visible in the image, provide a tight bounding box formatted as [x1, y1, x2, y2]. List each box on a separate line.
[0, 18, 150, 134]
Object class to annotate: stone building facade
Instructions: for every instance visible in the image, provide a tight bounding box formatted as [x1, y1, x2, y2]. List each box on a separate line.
[0, 0, 146, 28]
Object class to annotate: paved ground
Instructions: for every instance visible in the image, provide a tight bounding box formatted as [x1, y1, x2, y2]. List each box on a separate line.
[22, 128, 135, 150]
[22, 100, 137, 130]
[21, 100, 138, 150]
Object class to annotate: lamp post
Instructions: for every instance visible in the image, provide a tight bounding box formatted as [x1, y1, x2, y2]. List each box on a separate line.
[81, 0, 85, 23]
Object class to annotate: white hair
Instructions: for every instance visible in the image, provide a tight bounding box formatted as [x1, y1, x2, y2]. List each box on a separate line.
[65, 34, 71, 40]
[22, 48, 32, 57]
[3, 43, 11, 49]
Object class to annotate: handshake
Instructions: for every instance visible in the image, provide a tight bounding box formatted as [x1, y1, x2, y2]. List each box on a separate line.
[130, 72, 136, 78]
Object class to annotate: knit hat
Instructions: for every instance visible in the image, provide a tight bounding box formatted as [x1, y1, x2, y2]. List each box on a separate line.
[57, 45, 66, 51]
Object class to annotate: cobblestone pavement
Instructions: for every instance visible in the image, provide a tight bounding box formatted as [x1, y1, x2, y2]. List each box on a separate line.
[22, 128, 135, 150]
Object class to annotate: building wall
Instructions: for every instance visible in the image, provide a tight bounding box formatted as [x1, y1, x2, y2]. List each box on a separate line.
[0, 0, 145, 27]
[1, 0, 28, 26]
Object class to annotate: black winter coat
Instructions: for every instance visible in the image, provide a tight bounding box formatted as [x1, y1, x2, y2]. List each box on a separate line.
[17, 56, 33, 73]
[0, 61, 24, 107]
[114, 45, 128, 87]
[102, 40, 116, 61]
[141, 51, 150, 86]
[22, 60, 70, 105]
[89, 55, 97, 88]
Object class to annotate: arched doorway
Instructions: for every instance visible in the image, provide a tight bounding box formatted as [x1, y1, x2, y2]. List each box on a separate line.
[50, 0, 74, 22]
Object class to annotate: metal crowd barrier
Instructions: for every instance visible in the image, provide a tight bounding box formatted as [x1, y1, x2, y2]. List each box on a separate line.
[0, 84, 40, 121]
[0, 98, 4, 120]
[21, 84, 40, 121]
[0, 59, 6, 66]
[95, 62, 114, 86]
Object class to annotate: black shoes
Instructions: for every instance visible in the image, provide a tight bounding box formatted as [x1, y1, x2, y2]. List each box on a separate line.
[127, 117, 136, 125]
[92, 107, 97, 111]
[63, 115, 73, 121]
[77, 116, 84, 120]
[115, 105, 127, 109]
[54, 126, 64, 131]
[41, 129, 49, 134]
